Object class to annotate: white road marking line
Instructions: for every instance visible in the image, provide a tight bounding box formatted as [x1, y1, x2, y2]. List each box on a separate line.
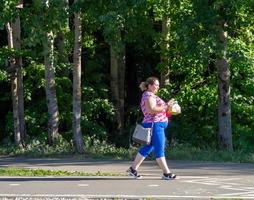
[180, 178, 254, 197]
[181, 177, 241, 186]
[1, 194, 254, 199]
[23, 167, 37, 169]
[178, 176, 210, 179]
[220, 185, 254, 190]
[9, 184, 20, 186]
[221, 191, 254, 196]
[245, 187, 254, 190]
[78, 184, 89, 187]
[141, 176, 210, 179]
[148, 184, 159, 187]
[219, 186, 254, 196]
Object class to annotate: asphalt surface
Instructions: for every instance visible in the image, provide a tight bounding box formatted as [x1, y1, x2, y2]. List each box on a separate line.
[0, 156, 254, 199]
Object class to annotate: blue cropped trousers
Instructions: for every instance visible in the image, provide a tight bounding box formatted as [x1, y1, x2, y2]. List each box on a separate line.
[139, 121, 168, 158]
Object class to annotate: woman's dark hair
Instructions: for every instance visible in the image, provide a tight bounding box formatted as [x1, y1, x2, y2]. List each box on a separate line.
[139, 77, 159, 91]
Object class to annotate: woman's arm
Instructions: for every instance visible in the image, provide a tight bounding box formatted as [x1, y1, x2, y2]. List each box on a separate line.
[145, 96, 168, 114]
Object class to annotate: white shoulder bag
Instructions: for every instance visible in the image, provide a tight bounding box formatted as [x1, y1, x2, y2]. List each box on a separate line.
[132, 123, 154, 145]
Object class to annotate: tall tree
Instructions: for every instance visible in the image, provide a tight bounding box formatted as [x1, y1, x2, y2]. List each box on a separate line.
[100, 1, 127, 140]
[44, 0, 59, 145]
[214, 0, 254, 151]
[6, 22, 21, 147]
[110, 32, 126, 140]
[72, 0, 84, 154]
[101, 0, 155, 142]
[4, 0, 26, 147]
[110, 40, 126, 138]
[188, 0, 233, 150]
[20, 0, 69, 145]
[14, 0, 27, 143]
[216, 15, 232, 151]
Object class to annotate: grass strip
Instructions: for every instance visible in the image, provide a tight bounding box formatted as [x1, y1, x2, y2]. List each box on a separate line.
[0, 167, 124, 177]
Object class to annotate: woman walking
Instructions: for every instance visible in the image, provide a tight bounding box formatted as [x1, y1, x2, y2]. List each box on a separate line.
[127, 77, 176, 180]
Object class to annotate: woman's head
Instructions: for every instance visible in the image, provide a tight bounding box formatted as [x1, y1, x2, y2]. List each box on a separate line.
[139, 77, 160, 94]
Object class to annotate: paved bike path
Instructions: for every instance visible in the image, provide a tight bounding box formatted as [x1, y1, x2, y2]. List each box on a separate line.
[0, 156, 254, 199]
[0, 156, 253, 176]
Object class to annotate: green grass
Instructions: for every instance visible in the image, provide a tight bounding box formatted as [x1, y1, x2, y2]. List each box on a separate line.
[0, 167, 124, 177]
[0, 139, 253, 163]
[167, 143, 254, 163]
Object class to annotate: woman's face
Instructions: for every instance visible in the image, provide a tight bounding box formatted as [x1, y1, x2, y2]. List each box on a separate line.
[148, 80, 160, 94]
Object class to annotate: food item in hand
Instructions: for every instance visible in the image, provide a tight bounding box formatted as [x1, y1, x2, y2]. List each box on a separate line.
[168, 102, 181, 115]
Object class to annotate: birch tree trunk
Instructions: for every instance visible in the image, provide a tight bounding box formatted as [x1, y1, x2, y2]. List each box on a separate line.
[43, 0, 59, 145]
[6, 22, 22, 147]
[160, 15, 171, 86]
[44, 31, 59, 145]
[216, 20, 233, 151]
[12, 10, 27, 142]
[72, 5, 84, 154]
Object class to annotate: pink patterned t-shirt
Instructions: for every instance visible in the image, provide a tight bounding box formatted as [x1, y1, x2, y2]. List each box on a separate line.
[140, 91, 168, 123]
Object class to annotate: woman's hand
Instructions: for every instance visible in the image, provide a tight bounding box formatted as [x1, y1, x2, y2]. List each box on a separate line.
[167, 98, 175, 108]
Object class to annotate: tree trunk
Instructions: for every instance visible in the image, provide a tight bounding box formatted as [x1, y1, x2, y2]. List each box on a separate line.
[110, 45, 120, 127]
[6, 22, 22, 148]
[118, 45, 126, 135]
[44, 31, 59, 145]
[56, 31, 65, 58]
[72, 5, 84, 154]
[160, 15, 171, 86]
[216, 20, 233, 151]
[110, 42, 126, 139]
[12, 11, 27, 142]
[43, 0, 59, 145]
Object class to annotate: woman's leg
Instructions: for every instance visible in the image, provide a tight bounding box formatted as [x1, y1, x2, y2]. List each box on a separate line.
[128, 148, 152, 178]
[131, 144, 153, 170]
[156, 156, 170, 174]
[153, 122, 171, 174]
[131, 152, 146, 170]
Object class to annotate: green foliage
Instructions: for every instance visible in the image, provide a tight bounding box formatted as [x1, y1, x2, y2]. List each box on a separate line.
[25, 111, 48, 137]
[0, 134, 72, 157]
[0, 70, 7, 81]
[153, 0, 254, 152]
[81, 86, 115, 140]
[158, 53, 218, 147]
[4, 112, 14, 141]
[83, 136, 136, 159]
[0, 135, 136, 161]
[98, 0, 155, 54]
[0, 0, 20, 29]
[0, 0, 253, 155]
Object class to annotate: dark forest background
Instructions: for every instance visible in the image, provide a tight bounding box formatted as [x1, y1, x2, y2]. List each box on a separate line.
[0, 0, 253, 155]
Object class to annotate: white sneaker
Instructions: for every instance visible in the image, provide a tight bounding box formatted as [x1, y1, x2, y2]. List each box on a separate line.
[126, 167, 142, 179]
[162, 173, 176, 180]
